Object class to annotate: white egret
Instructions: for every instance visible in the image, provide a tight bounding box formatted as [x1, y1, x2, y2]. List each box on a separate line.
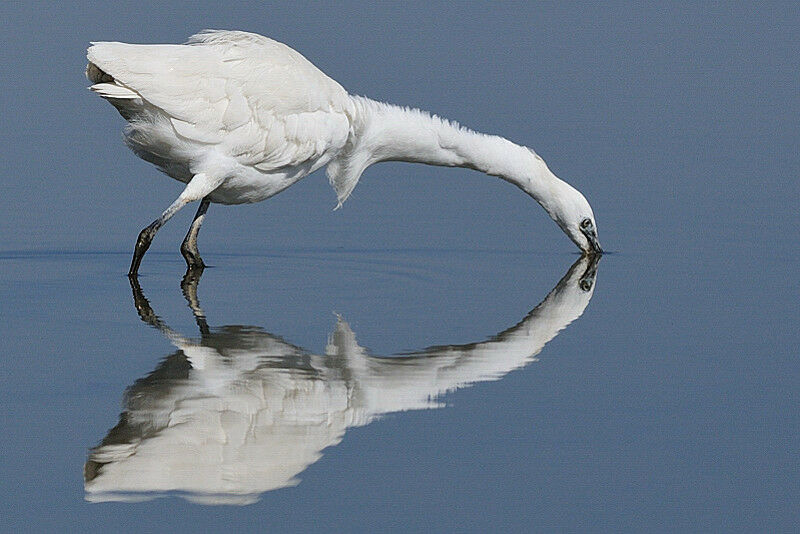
[86, 30, 602, 275]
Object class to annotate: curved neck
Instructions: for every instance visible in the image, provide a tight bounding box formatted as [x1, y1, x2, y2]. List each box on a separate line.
[358, 97, 558, 194]
[328, 96, 562, 207]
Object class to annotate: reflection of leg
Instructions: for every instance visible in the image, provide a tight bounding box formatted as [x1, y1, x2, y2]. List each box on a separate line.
[129, 274, 188, 343]
[128, 276, 161, 329]
[181, 197, 211, 271]
[128, 196, 190, 277]
[181, 265, 210, 335]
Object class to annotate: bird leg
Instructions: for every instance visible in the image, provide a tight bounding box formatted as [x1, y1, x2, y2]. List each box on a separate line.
[180, 197, 210, 272]
[128, 196, 190, 277]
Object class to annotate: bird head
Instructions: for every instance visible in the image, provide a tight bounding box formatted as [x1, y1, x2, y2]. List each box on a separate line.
[536, 171, 603, 255]
[523, 151, 602, 255]
[556, 187, 603, 254]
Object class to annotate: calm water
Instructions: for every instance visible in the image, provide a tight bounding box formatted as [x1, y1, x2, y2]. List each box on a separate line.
[1, 2, 798, 532]
[0, 247, 796, 531]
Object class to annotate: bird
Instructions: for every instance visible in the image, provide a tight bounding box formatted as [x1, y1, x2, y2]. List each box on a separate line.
[86, 30, 603, 276]
[85, 255, 599, 503]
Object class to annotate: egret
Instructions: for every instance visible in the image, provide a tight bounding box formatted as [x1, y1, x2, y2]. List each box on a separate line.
[86, 30, 602, 276]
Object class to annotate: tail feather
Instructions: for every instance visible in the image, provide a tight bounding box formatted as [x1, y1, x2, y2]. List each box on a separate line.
[89, 81, 140, 100]
[86, 46, 141, 101]
[86, 42, 135, 76]
[86, 42, 201, 108]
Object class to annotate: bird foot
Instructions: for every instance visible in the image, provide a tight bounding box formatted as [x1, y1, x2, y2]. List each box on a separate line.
[181, 251, 206, 271]
[180, 239, 205, 271]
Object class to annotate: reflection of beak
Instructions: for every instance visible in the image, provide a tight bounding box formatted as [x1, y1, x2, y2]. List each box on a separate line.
[581, 226, 603, 255]
[578, 253, 601, 291]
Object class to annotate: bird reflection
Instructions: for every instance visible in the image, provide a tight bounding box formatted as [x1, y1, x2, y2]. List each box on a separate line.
[85, 256, 600, 505]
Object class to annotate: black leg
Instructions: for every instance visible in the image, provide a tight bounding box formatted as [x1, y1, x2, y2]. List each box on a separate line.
[128, 196, 189, 277]
[180, 197, 211, 271]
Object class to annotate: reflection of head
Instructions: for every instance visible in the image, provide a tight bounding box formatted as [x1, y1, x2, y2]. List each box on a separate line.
[85, 256, 599, 504]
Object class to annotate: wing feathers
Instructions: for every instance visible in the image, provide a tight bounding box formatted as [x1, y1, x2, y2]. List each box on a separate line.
[87, 31, 353, 175]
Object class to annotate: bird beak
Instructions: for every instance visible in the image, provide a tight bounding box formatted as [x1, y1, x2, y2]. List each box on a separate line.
[581, 225, 603, 255]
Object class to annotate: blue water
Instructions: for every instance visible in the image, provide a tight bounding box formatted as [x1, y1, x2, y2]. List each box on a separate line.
[1, 2, 798, 532]
[1, 247, 796, 531]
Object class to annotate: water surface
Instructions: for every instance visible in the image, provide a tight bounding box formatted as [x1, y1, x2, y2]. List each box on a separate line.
[0, 248, 796, 531]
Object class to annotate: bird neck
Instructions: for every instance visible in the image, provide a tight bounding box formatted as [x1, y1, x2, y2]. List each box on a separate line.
[345, 96, 561, 203]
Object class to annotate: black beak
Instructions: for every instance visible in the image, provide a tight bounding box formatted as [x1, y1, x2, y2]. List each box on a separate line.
[580, 224, 603, 255]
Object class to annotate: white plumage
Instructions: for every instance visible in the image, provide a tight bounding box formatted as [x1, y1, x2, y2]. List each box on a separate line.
[87, 30, 602, 275]
[88, 31, 351, 203]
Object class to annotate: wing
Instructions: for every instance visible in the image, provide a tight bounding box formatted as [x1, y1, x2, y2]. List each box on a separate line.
[87, 30, 353, 171]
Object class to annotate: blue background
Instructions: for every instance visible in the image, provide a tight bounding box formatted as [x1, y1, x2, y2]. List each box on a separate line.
[0, 2, 797, 532]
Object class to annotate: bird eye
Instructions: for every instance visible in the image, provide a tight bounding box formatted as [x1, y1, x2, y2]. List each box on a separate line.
[580, 218, 592, 229]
